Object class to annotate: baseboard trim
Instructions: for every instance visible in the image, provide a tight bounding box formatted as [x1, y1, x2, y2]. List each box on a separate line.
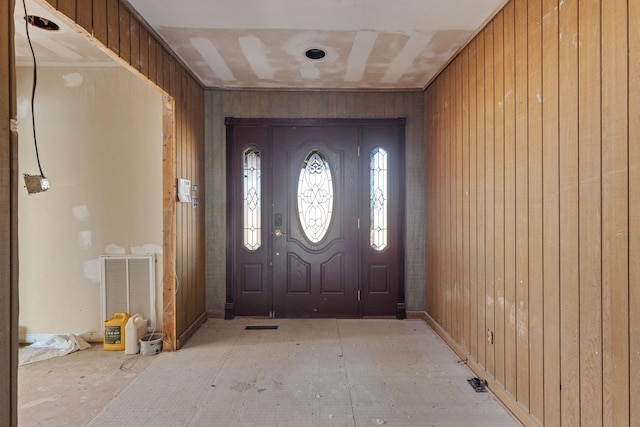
[175, 310, 208, 350]
[422, 312, 540, 427]
[405, 310, 427, 320]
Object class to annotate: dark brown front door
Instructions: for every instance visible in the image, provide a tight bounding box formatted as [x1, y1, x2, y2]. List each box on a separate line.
[271, 126, 359, 317]
[226, 118, 405, 319]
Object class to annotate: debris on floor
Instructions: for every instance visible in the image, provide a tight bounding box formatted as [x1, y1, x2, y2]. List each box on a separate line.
[19, 334, 91, 366]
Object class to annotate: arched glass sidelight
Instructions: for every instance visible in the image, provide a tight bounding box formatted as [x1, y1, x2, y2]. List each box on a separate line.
[297, 150, 334, 243]
[370, 147, 387, 251]
[243, 148, 261, 250]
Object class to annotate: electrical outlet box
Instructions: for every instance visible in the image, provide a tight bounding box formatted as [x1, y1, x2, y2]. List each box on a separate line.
[24, 174, 49, 194]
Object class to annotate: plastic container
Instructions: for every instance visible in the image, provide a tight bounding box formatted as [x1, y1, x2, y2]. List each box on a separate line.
[125, 313, 147, 355]
[104, 312, 129, 351]
[140, 333, 162, 355]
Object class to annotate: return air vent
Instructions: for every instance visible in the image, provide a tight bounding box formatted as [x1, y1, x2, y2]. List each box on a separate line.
[100, 255, 156, 331]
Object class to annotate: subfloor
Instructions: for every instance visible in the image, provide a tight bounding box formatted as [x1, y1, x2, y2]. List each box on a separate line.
[19, 319, 519, 426]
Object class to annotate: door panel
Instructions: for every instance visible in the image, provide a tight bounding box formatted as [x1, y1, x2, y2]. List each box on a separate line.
[226, 118, 405, 319]
[227, 124, 272, 316]
[271, 126, 359, 317]
[360, 124, 405, 316]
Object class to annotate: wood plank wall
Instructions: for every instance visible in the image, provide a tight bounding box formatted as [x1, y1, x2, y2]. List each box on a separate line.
[1, 2, 18, 424]
[424, 0, 637, 425]
[42, 0, 207, 349]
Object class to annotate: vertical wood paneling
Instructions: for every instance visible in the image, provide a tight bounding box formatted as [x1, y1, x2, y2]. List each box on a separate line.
[502, 1, 518, 397]
[541, 0, 561, 425]
[630, 0, 640, 422]
[492, 10, 506, 388]
[92, 0, 107, 45]
[558, 0, 580, 423]
[514, 0, 530, 407]
[129, 18, 139, 71]
[148, 37, 157, 84]
[527, 0, 544, 420]
[468, 38, 478, 362]
[445, 66, 452, 333]
[476, 30, 486, 369]
[435, 78, 443, 325]
[578, 1, 602, 424]
[600, 0, 629, 424]
[118, 3, 130, 64]
[425, 0, 637, 424]
[139, 27, 150, 77]
[455, 56, 463, 344]
[461, 47, 471, 354]
[76, 0, 92, 34]
[106, 0, 119, 54]
[57, 0, 76, 22]
[484, 22, 495, 377]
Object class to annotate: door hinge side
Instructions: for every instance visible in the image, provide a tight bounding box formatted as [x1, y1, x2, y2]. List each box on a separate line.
[269, 311, 275, 319]
[357, 145, 360, 157]
[358, 290, 361, 301]
[357, 218, 360, 229]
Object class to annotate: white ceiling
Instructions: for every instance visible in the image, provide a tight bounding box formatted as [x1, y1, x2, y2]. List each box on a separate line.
[15, 0, 507, 90]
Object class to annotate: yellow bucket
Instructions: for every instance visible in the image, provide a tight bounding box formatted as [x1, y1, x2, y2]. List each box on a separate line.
[104, 312, 129, 350]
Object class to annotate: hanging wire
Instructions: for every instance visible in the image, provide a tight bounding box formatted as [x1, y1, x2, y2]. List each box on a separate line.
[22, 0, 46, 178]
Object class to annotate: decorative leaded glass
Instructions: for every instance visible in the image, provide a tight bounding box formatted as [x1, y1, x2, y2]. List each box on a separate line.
[297, 150, 334, 243]
[243, 148, 261, 250]
[370, 147, 387, 251]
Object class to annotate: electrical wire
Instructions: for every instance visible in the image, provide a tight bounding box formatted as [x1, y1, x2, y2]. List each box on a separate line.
[22, 0, 46, 178]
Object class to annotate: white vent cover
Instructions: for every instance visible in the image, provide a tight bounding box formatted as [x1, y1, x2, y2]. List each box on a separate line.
[100, 254, 156, 331]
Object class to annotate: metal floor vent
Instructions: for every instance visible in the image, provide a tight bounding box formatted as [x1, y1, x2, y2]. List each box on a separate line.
[467, 377, 488, 392]
[245, 325, 278, 330]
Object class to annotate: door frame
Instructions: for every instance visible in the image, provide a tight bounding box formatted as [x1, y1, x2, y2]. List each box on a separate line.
[225, 117, 406, 319]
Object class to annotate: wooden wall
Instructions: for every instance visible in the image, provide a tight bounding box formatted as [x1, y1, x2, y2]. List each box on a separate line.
[41, 0, 207, 349]
[1, 1, 18, 424]
[424, 0, 638, 425]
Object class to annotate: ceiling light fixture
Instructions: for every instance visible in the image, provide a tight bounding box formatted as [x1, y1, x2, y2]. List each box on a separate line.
[305, 48, 326, 60]
[25, 15, 60, 31]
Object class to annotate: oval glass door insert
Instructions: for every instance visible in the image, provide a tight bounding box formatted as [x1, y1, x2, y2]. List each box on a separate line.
[297, 150, 334, 243]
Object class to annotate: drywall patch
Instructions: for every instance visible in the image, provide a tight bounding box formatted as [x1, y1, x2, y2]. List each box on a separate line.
[83, 258, 101, 284]
[17, 95, 29, 120]
[131, 243, 162, 254]
[104, 244, 126, 254]
[78, 231, 92, 249]
[72, 204, 90, 221]
[62, 72, 84, 88]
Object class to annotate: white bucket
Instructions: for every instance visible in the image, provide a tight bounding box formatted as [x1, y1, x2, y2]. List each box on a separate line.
[139, 333, 162, 356]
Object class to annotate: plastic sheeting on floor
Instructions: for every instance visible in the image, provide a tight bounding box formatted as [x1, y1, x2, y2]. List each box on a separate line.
[19, 334, 91, 366]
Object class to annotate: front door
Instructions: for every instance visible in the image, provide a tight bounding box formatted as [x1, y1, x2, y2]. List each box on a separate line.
[226, 118, 405, 319]
[271, 126, 359, 317]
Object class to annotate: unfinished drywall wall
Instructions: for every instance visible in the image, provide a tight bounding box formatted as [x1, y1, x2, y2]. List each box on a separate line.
[17, 65, 163, 342]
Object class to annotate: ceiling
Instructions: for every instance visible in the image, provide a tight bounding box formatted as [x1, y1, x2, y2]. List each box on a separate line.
[14, 1, 117, 68]
[15, 0, 507, 90]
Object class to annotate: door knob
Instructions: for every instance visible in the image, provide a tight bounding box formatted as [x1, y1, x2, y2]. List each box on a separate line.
[274, 229, 286, 237]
